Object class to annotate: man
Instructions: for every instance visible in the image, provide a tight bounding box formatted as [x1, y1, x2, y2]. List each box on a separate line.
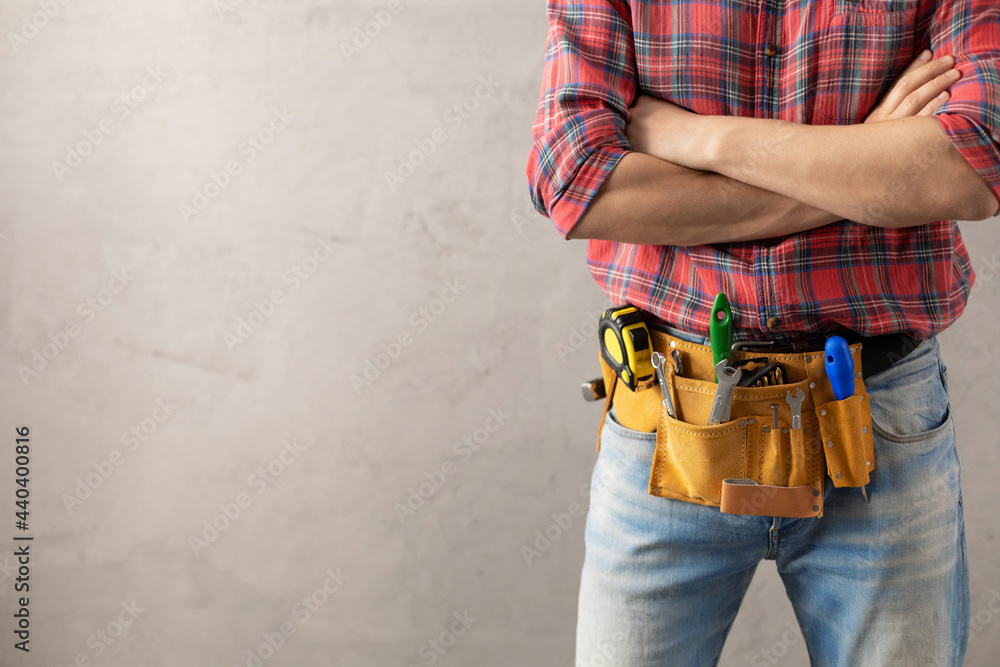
[525, 1, 999, 665]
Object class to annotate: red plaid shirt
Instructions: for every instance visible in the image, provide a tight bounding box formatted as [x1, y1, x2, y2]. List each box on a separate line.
[526, 0, 999, 341]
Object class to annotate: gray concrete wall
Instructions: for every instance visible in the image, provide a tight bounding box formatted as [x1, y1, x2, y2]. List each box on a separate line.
[0, 1, 997, 665]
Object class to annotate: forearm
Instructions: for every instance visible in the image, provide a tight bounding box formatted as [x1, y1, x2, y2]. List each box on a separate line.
[695, 116, 998, 226]
[568, 151, 843, 245]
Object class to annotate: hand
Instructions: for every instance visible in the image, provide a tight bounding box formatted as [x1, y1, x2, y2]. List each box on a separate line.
[625, 94, 706, 167]
[865, 50, 961, 123]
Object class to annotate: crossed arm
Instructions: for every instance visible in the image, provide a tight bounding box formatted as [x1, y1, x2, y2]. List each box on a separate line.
[528, 0, 1000, 247]
[567, 56, 1000, 247]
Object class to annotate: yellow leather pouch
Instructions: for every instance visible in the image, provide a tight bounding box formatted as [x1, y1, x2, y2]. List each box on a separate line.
[599, 332, 876, 518]
[815, 394, 876, 487]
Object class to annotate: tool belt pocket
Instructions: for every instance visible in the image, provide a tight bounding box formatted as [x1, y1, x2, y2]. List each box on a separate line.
[814, 393, 875, 487]
[648, 375, 825, 516]
[650, 410, 748, 506]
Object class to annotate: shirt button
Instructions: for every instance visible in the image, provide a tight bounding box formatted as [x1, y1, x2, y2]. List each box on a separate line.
[766, 316, 780, 329]
[764, 44, 779, 57]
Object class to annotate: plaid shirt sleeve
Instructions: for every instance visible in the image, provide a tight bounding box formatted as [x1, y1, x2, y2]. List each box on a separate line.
[525, 0, 638, 239]
[928, 0, 1000, 215]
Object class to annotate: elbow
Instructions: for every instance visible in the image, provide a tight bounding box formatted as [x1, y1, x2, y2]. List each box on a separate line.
[939, 174, 1000, 222]
[908, 172, 999, 225]
[957, 184, 999, 221]
[565, 212, 594, 240]
[942, 145, 1000, 221]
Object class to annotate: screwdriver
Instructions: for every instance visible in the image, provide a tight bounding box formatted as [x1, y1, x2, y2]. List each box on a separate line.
[709, 292, 733, 383]
[825, 335, 870, 503]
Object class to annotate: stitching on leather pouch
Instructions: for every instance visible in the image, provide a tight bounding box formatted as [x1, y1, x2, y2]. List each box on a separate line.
[654, 408, 667, 486]
[650, 486, 706, 502]
[757, 423, 764, 484]
[661, 420, 744, 437]
[654, 410, 662, 484]
[735, 388, 807, 400]
[811, 415, 820, 486]
[673, 384, 718, 397]
[674, 384, 811, 400]
[741, 425, 748, 478]
[784, 425, 791, 485]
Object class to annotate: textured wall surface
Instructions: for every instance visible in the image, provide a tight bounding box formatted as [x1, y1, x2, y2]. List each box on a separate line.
[1, 1, 998, 665]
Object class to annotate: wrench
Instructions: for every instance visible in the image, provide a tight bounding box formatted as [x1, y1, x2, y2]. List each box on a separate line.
[650, 352, 677, 419]
[708, 359, 742, 425]
[785, 387, 805, 430]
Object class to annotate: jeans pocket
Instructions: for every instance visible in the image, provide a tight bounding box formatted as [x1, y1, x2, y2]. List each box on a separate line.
[605, 407, 657, 442]
[592, 409, 656, 508]
[867, 338, 953, 443]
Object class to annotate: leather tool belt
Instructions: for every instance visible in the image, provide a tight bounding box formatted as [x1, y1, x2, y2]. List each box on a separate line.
[596, 323, 920, 518]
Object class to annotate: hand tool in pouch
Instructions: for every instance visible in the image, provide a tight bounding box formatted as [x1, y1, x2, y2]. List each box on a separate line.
[825, 336, 855, 400]
[737, 362, 785, 387]
[708, 359, 742, 425]
[580, 378, 606, 402]
[709, 292, 733, 383]
[785, 387, 804, 429]
[825, 335, 869, 502]
[650, 352, 677, 419]
[598, 305, 655, 392]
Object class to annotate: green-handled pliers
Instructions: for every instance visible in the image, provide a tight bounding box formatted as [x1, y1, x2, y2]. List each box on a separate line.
[709, 292, 733, 383]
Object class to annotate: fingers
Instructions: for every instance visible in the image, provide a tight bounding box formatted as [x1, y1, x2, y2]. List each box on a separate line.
[917, 91, 950, 117]
[882, 53, 959, 119]
[897, 67, 961, 118]
[894, 53, 955, 98]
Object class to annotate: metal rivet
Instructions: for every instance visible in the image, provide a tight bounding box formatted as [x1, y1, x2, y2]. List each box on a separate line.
[836, 472, 842, 479]
[738, 419, 746, 427]
[812, 505, 819, 512]
[866, 461, 871, 468]
[748, 418, 755, 424]
[782, 428, 789, 434]
[809, 381, 816, 388]
[805, 355, 812, 363]
[820, 409, 827, 416]
[763, 425, 770, 433]
[855, 371, 861, 379]
[860, 395, 864, 401]
[813, 489, 820, 497]
[862, 427, 867, 434]
[670, 340, 676, 348]
[826, 441, 833, 448]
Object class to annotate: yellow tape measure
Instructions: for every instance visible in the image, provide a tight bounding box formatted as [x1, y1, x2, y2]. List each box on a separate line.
[598, 305, 655, 392]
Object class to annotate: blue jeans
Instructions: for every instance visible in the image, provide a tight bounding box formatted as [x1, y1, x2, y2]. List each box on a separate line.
[576, 326, 970, 666]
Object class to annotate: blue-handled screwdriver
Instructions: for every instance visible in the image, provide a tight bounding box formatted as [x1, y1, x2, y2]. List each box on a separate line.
[824, 336, 870, 503]
[824, 336, 854, 400]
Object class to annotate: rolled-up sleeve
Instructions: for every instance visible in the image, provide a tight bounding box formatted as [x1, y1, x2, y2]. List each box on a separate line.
[928, 0, 1000, 215]
[525, 0, 638, 239]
